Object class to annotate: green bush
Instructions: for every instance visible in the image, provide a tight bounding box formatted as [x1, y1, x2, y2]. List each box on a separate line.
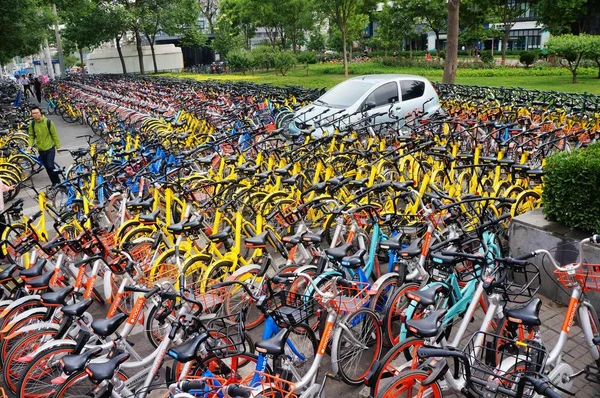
[251, 46, 275, 71]
[519, 51, 538, 67]
[543, 143, 600, 233]
[297, 51, 318, 65]
[273, 51, 296, 76]
[480, 51, 494, 64]
[227, 49, 254, 74]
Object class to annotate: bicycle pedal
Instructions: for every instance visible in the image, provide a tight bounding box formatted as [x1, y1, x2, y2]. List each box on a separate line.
[325, 372, 341, 382]
[584, 365, 600, 384]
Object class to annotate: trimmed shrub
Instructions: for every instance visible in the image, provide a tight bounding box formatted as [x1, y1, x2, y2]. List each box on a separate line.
[297, 51, 318, 65]
[251, 46, 276, 71]
[542, 142, 600, 233]
[227, 49, 254, 75]
[274, 51, 296, 76]
[519, 51, 538, 67]
[480, 51, 494, 64]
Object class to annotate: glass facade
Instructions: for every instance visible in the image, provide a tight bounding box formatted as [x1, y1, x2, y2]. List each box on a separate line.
[508, 29, 542, 50]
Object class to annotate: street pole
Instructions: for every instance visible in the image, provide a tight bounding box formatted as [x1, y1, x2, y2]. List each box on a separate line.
[44, 38, 55, 80]
[52, 3, 66, 77]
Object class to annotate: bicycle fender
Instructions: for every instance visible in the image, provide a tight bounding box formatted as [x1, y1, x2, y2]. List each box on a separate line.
[292, 264, 318, 274]
[0, 294, 41, 318]
[5, 321, 59, 341]
[0, 299, 14, 309]
[369, 273, 399, 295]
[29, 339, 76, 359]
[228, 264, 261, 279]
[104, 270, 113, 300]
[1, 307, 47, 334]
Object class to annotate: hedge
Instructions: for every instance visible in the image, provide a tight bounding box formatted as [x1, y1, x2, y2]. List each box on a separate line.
[542, 142, 600, 233]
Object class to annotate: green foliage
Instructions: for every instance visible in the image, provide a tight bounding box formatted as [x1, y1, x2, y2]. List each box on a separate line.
[297, 51, 318, 64]
[533, 0, 588, 34]
[519, 51, 538, 67]
[0, 0, 54, 61]
[251, 46, 276, 70]
[227, 49, 254, 74]
[546, 34, 590, 82]
[308, 30, 327, 52]
[543, 143, 600, 234]
[273, 51, 296, 76]
[64, 55, 79, 68]
[480, 50, 494, 64]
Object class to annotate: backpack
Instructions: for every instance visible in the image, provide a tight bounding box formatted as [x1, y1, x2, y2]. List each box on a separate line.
[29, 118, 52, 143]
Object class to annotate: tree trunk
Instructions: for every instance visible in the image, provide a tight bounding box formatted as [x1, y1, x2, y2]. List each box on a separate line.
[491, 37, 494, 57]
[572, 70, 577, 83]
[145, 33, 158, 74]
[409, 39, 413, 59]
[435, 31, 440, 59]
[443, 0, 460, 84]
[501, 25, 510, 65]
[341, 28, 348, 76]
[78, 47, 85, 70]
[134, 27, 145, 74]
[116, 35, 127, 74]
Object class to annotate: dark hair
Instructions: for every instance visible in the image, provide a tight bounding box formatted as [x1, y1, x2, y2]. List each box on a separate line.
[30, 105, 42, 113]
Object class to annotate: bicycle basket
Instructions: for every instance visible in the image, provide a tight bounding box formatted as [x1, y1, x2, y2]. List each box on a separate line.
[556, 263, 600, 292]
[246, 372, 297, 398]
[464, 331, 547, 398]
[268, 288, 316, 327]
[188, 279, 228, 312]
[315, 280, 370, 314]
[204, 311, 248, 358]
[492, 261, 541, 304]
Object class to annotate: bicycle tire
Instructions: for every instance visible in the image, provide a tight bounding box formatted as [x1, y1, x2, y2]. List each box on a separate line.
[17, 345, 76, 398]
[332, 308, 383, 385]
[375, 369, 442, 398]
[52, 369, 128, 398]
[383, 282, 420, 346]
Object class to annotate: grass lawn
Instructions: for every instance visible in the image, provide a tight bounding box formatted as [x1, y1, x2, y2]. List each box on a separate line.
[160, 62, 600, 94]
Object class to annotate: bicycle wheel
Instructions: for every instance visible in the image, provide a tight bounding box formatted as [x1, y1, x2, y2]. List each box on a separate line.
[332, 308, 383, 385]
[492, 316, 539, 366]
[368, 277, 401, 318]
[368, 337, 426, 397]
[284, 323, 318, 380]
[169, 352, 265, 382]
[375, 369, 442, 398]
[383, 283, 420, 346]
[222, 268, 266, 330]
[17, 345, 76, 398]
[145, 298, 177, 349]
[0, 311, 48, 365]
[3, 328, 56, 393]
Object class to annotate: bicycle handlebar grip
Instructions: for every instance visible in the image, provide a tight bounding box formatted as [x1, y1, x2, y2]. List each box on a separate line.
[124, 286, 151, 293]
[180, 379, 210, 393]
[516, 251, 537, 261]
[522, 376, 561, 398]
[591, 234, 600, 244]
[225, 385, 251, 398]
[417, 347, 465, 360]
[277, 273, 296, 278]
[337, 278, 353, 288]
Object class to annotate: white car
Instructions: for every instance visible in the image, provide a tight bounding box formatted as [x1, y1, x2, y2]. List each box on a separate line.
[292, 74, 440, 135]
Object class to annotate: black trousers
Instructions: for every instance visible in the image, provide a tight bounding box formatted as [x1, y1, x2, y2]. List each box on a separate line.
[38, 147, 61, 185]
[24, 85, 34, 98]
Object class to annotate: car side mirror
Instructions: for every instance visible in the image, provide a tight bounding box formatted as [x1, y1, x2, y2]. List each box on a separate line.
[362, 101, 377, 112]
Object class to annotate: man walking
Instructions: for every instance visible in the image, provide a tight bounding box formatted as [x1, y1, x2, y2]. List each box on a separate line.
[27, 106, 61, 186]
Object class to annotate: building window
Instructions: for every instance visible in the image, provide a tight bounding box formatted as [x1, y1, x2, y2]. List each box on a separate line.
[199, 20, 205, 30]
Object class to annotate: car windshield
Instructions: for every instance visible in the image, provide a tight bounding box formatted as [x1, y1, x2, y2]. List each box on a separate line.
[316, 80, 375, 108]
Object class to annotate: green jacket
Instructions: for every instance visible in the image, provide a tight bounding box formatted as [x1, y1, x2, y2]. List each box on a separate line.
[28, 116, 61, 151]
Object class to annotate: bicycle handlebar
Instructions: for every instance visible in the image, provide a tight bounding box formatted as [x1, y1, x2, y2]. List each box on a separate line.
[521, 376, 561, 398]
[524, 236, 596, 272]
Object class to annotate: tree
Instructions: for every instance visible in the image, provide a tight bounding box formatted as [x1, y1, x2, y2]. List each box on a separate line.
[377, 1, 413, 53]
[498, 0, 528, 65]
[546, 34, 588, 83]
[0, 0, 53, 62]
[443, 0, 460, 84]
[534, 0, 589, 34]
[220, 0, 256, 50]
[59, 0, 114, 68]
[585, 35, 600, 78]
[198, 0, 218, 34]
[319, 0, 375, 76]
[409, 0, 446, 59]
[307, 29, 327, 52]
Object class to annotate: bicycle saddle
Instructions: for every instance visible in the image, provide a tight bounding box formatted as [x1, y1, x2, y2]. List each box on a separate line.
[325, 243, 354, 261]
[61, 298, 94, 317]
[61, 346, 103, 375]
[399, 239, 422, 257]
[167, 219, 203, 235]
[245, 231, 269, 248]
[379, 235, 403, 250]
[282, 174, 301, 185]
[198, 154, 214, 165]
[85, 352, 130, 383]
[0, 264, 18, 282]
[139, 209, 160, 223]
[26, 270, 54, 290]
[505, 297, 542, 326]
[41, 286, 74, 306]
[126, 197, 154, 210]
[208, 227, 231, 243]
[341, 249, 367, 269]
[255, 328, 288, 356]
[91, 313, 128, 337]
[302, 229, 326, 244]
[20, 261, 46, 280]
[406, 309, 447, 338]
[167, 333, 209, 363]
[406, 284, 450, 307]
[282, 231, 307, 245]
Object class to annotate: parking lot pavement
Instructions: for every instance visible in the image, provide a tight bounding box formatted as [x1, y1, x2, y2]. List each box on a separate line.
[3, 116, 600, 397]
